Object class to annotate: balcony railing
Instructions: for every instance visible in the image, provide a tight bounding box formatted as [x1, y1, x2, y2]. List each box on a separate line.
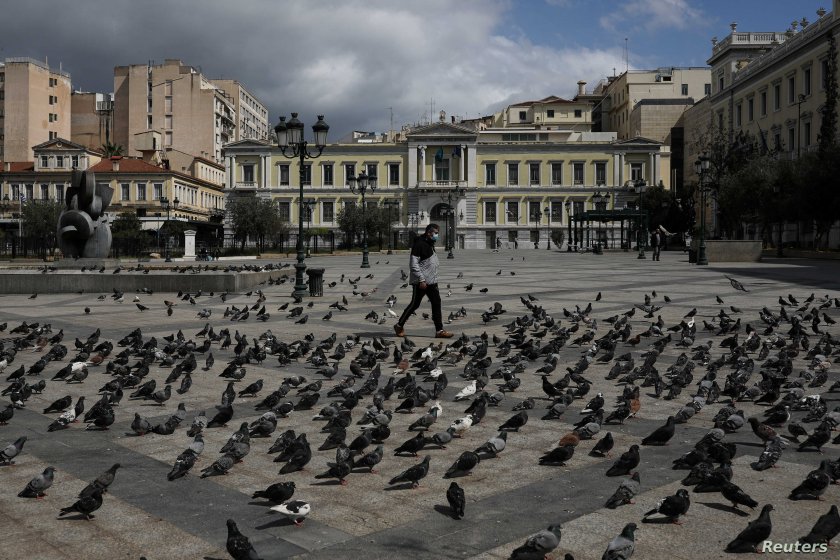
[417, 181, 462, 190]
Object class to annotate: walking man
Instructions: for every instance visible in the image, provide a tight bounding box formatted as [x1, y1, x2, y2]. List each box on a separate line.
[394, 223, 453, 339]
[651, 228, 662, 261]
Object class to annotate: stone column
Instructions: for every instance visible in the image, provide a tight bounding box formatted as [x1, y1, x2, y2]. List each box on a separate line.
[653, 152, 661, 185]
[460, 145, 466, 183]
[649, 153, 655, 184]
[613, 153, 620, 186]
[419, 146, 426, 182]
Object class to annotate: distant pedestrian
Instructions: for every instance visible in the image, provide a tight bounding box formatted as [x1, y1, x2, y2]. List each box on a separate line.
[495, 238, 501, 252]
[394, 223, 453, 339]
[513, 239, 518, 249]
[651, 229, 662, 261]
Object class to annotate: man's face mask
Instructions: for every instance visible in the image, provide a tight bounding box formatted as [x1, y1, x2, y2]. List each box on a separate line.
[431, 232, 439, 241]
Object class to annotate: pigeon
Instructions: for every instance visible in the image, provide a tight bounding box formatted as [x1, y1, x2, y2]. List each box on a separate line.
[388, 455, 431, 488]
[726, 275, 748, 292]
[602, 523, 637, 560]
[799, 504, 840, 546]
[721, 481, 759, 510]
[252, 481, 296, 503]
[605, 472, 641, 509]
[58, 488, 103, 520]
[352, 445, 384, 473]
[270, 500, 311, 526]
[446, 481, 466, 519]
[474, 431, 507, 457]
[725, 504, 774, 553]
[510, 525, 563, 560]
[0, 436, 27, 464]
[591, 432, 615, 457]
[226, 519, 262, 560]
[79, 463, 121, 498]
[499, 411, 528, 432]
[131, 413, 152, 436]
[643, 489, 690, 524]
[314, 459, 352, 485]
[167, 449, 198, 481]
[606, 445, 640, 477]
[207, 404, 234, 428]
[18, 466, 56, 498]
[539, 444, 576, 466]
[641, 416, 676, 445]
[444, 451, 480, 478]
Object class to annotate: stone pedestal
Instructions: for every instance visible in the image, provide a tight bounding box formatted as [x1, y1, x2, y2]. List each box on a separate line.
[184, 230, 196, 259]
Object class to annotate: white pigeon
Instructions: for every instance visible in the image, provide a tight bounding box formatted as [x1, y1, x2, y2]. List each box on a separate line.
[421, 346, 434, 361]
[270, 500, 311, 526]
[449, 414, 474, 437]
[133, 296, 141, 302]
[385, 308, 397, 318]
[426, 367, 443, 379]
[70, 362, 87, 374]
[0, 358, 7, 372]
[428, 401, 443, 417]
[454, 380, 477, 401]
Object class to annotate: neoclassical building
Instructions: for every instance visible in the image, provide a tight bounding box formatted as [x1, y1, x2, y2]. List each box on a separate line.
[223, 99, 671, 251]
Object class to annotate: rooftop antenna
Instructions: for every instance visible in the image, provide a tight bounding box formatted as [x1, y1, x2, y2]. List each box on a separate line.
[387, 106, 394, 138]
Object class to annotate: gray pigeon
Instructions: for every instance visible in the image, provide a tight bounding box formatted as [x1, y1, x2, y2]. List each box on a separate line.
[602, 523, 637, 559]
[18, 466, 56, 497]
[201, 453, 236, 477]
[509, 524, 562, 560]
[352, 445, 384, 473]
[605, 472, 641, 509]
[79, 463, 121, 497]
[474, 431, 507, 457]
[0, 436, 27, 464]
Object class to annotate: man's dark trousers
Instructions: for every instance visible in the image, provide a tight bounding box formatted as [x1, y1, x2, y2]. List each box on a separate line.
[397, 283, 443, 331]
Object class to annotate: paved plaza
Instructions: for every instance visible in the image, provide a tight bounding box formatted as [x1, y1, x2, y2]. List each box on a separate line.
[0, 248, 838, 560]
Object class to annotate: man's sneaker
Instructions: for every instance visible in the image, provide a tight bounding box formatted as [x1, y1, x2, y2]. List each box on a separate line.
[393, 324, 405, 337]
[435, 330, 454, 338]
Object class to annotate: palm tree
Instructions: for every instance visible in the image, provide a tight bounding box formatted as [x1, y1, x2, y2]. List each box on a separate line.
[100, 142, 125, 157]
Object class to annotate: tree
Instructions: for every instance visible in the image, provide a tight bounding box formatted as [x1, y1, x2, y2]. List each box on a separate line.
[22, 200, 63, 257]
[111, 211, 146, 257]
[819, 32, 838, 153]
[100, 142, 125, 158]
[228, 196, 285, 252]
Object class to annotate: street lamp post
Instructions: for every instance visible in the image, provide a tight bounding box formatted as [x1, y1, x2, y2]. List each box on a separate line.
[531, 207, 542, 249]
[565, 201, 573, 252]
[274, 113, 329, 298]
[634, 180, 647, 259]
[160, 195, 180, 262]
[383, 200, 399, 254]
[544, 206, 551, 250]
[442, 186, 465, 259]
[348, 171, 376, 268]
[694, 153, 711, 266]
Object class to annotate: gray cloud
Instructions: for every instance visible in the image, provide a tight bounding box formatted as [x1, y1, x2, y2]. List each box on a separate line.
[4, 0, 625, 139]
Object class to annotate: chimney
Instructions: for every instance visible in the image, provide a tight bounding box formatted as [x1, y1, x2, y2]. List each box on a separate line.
[111, 155, 121, 171]
[577, 80, 587, 96]
[3, 162, 9, 172]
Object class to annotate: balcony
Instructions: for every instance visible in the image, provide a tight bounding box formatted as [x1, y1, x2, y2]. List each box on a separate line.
[235, 182, 257, 189]
[417, 181, 462, 191]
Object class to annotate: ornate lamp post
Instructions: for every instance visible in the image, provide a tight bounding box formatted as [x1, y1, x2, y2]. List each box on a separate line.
[565, 201, 573, 252]
[383, 200, 399, 254]
[160, 195, 180, 262]
[544, 206, 551, 250]
[530, 206, 543, 249]
[441, 186, 465, 259]
[274, 113, 329, 298]
[694, 153, 711, 266]
[634, 180, 647, 259]
[348, 171, 376, 268]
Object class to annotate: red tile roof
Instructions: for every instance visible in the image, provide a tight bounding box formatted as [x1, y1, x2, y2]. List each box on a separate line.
[89, 159, 168, 173]
[0, 162, 35, 172]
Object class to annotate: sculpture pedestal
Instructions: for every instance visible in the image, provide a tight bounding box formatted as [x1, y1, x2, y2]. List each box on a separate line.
[51, 258, 123, 270]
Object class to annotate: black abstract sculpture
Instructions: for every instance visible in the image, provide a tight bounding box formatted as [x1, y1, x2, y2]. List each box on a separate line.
[57, 169, 113, 259]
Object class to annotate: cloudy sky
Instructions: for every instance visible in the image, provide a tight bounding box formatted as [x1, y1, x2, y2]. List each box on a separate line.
[1, 0, 825, 139]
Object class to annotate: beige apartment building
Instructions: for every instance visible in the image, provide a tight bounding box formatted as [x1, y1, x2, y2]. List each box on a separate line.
[0, 58, 72, 162]
[71, 91, 114, 152]
[113, 59, 236, 164]
[213, 79, 270, 142]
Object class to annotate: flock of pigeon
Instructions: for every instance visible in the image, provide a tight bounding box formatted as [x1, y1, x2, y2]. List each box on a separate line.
[1, 261, 840, 559]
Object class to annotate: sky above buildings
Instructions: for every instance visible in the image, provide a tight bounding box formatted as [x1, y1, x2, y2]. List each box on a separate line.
[1, 0, 828, 139]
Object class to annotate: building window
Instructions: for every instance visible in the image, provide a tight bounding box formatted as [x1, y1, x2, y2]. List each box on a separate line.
[529, 201, 542, 222]
[774, 132, 782, 151]
[704, 83, 711, 96]
[147, 115, 153, 129]
[40, 156, 49, 168]
[747, 99, 754, 122]
[121, 183, 130, 201]
[164, 97, 172, 112]
[518, 111, 527, 121]
[389, 163, 400, 186]
[551, 163, 563, 185]
[506, 201, 519, 223]
[822, 59, 829, 90]
[718, 75, 724, 92]
[71, 155, 79, 168]
[322, 201, 334, 222]
[484, 200, 496, 222]
[550, 201, 562, 222]
[788, 75, 796, 103]
[773, 84, 781, 110]
[56, 184, 64, 201]
[11, 184, 20, 200]
[735, 104, 742, 127]
[595, 162, 607, 185]
[788, 128, 795, 152]
[760, 91, 767, 116]
[40, 184, 49, 200]
[55, 155, 64, 168]
[804, 121, 811, 147]
[243, 164, 254, 183]
[302, 164, 312, 186]
[546, 109, 555, 118]
[572, 162, 584, 185]
[507, 163, 518, 186]
[529, 163, 540, 185]
[485, 163, 496, 185]
[137, 184, 147, 201]
[681, 84, 689, 95]
[323, 163, 334, 186]
[717, 111, 724, 130]
[344, 164, 355, 185]
[277, 201, 291, 222]
[25, 184, 33, 200]
[279, 164, 290, 186]
[804, 67, 811, 96]
[153, 183, 163, 200]
[164, 115, 173, 129]
[574, 109, 582, 118]
[630, 163, 643, 181]
[434, 159, 449, 181]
